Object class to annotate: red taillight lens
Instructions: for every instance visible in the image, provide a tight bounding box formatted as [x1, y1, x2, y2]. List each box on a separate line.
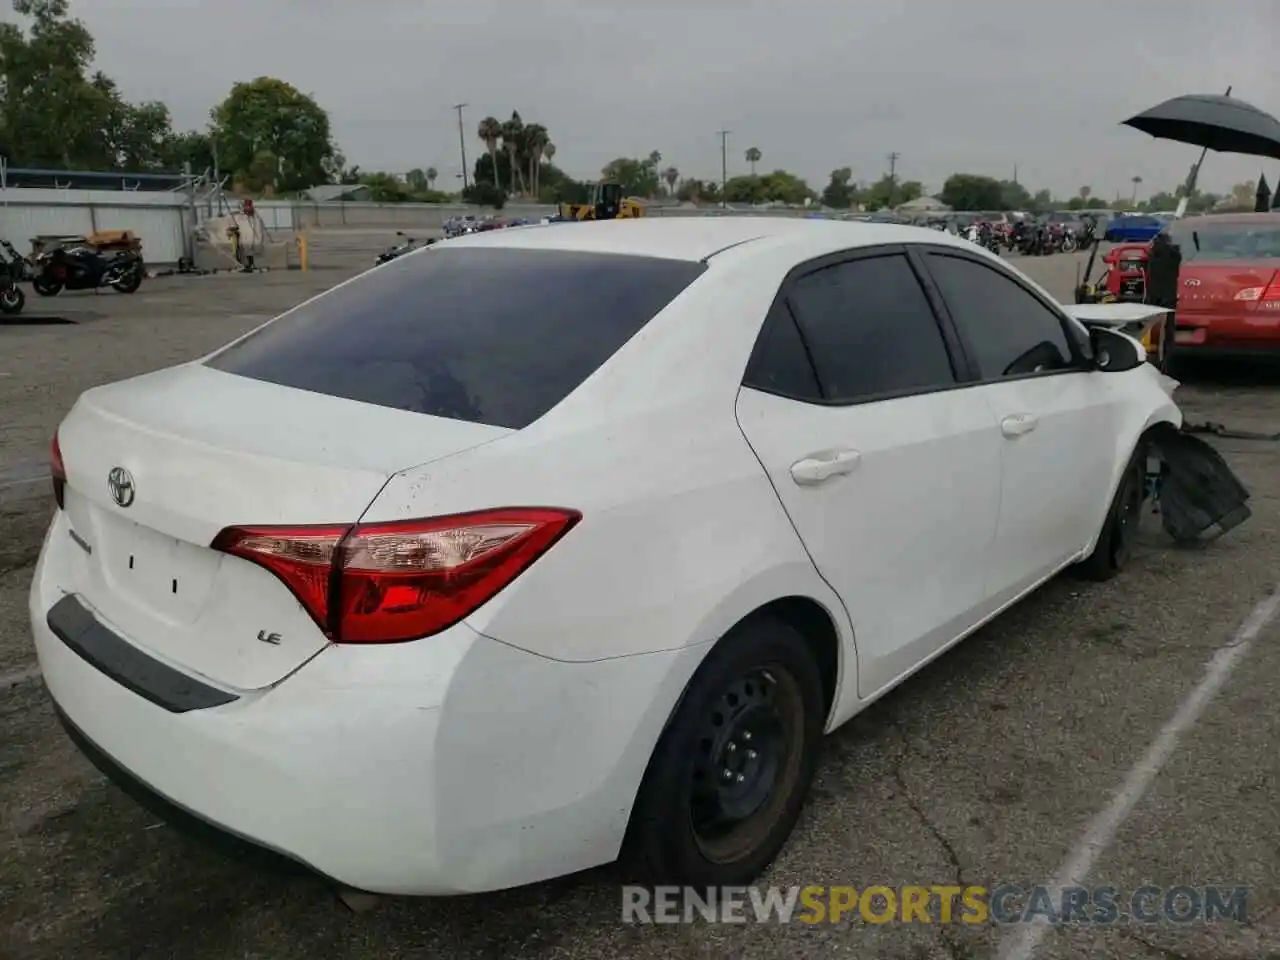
[1233, 271, 1280, 303]
[50, 431, 66, 509]
[212, 507, 580, 644]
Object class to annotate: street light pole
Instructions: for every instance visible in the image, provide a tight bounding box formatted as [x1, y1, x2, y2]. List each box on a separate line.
[717, 129, 730, 208]
[453, 103, 469, 190]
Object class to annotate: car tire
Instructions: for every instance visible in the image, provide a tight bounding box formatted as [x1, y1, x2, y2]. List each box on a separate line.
[1073, 443, 1147, 582]
[624, 615, 826, 888]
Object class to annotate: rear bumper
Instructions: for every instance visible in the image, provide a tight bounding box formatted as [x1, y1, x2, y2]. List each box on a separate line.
[30, 510, 706, 895]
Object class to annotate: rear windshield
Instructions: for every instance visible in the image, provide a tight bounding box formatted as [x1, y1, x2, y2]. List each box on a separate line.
[206, 246, 706, 429]
[1163, 221, 1280, 262]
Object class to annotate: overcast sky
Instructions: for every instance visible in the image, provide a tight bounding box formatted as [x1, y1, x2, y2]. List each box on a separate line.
[52, 0, 1280, 198]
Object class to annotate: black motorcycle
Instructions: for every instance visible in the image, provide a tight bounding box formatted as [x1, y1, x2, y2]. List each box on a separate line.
[0, 246, 25, 315]
[32, 242, 144, 296]
[375, 231, 436, 266]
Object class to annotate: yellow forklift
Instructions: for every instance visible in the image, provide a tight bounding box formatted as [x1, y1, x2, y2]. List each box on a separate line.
[558, 181, 645, 221]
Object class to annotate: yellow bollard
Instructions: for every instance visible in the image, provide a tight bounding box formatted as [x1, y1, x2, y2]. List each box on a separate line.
[295, 232, 309, 272]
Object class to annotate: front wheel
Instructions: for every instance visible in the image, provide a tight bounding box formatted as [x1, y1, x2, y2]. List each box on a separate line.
[111, 265, 143, 293]
[624, 616, 825, 887]
[32, 277, 61, 297]
[0, 284, 24, 314]
[1073, 443, 1147, 581]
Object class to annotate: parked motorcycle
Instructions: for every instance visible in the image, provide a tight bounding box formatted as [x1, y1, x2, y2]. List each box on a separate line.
[0, 246, 25, 315]
[31, 241, 144, 296]
[374, 231, 436, 266]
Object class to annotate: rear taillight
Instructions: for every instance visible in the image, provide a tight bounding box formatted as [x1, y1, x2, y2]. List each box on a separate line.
[1233, 271, 1280, 302]
[50, 431, 66, 509]
[211, 507, 580, 644]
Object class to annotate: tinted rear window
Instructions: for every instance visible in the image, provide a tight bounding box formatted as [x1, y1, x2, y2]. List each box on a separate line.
[1164, 220, 1280, 261]
[206, 247, 706, 429]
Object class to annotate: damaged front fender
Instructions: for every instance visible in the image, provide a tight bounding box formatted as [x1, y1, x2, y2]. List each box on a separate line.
[1146, 422, 1251, 544]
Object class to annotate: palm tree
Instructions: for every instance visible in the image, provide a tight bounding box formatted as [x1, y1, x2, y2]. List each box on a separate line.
[745, 147, 762, 175]
[501, 112, 526, 196]
[523, 123, 549, 199]
[477, 116, 501, 187]
[426, 166, 438, 190]
[1130, 175, 1143, 204]
[544, 142, 556, 166]
[1079, 185, 1091, 201]
[663, 166, 679, 195]
[649, 150, 662, 167]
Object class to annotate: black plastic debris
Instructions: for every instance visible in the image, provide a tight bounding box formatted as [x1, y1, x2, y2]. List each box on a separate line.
[1146, 424, 1251, 544]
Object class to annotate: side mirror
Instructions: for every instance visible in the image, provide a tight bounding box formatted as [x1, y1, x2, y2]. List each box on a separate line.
[1090, 327, 1146, 373]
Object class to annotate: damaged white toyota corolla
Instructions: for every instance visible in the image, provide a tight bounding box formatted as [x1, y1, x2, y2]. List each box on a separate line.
[29, 217, 1248, 898]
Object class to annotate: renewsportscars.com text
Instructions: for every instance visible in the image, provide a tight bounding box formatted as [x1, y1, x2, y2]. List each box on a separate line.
[621, 884, 1249, 925]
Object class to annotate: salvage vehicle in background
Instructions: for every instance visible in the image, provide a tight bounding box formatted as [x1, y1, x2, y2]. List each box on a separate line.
[1160, 212, 1280, 363]
[32, 218, 1248, 901]
[1105, 214, 1164, 243]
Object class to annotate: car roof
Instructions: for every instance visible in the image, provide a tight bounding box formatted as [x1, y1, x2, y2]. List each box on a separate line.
[435, 215, 980, 263]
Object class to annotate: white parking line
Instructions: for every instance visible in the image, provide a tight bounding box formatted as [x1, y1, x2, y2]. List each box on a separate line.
[0, 666, 41, 690]
[997, 585, 1280, 960]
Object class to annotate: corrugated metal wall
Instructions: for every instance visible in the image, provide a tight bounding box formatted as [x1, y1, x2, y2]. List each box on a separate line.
[0, 194, 191, 263]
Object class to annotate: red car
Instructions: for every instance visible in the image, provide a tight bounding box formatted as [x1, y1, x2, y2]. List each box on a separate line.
[1165, 212, 1280, 362]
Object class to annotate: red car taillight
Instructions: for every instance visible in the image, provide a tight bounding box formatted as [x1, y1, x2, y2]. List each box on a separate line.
[211, 507, 581, 644]
[1233, 271, 1280, 303]
[50, 431, 66, 509]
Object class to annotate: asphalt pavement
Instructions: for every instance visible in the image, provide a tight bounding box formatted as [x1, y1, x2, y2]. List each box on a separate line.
[2, 232, 1278, 960]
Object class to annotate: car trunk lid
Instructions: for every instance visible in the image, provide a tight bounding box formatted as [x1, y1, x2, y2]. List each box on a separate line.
[55, 363, 510, 690]
[1177, 261, 1280, 315]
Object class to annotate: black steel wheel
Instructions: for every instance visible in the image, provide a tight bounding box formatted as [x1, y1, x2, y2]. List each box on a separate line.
[625, 616, 825, 887]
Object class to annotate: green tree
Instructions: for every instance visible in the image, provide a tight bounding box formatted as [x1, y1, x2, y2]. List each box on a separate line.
[405, 168, 428, 191]
[662, 166, 679, 195]
[999, 180, 1032, 210]
[461, 181, 506, 209]
[500, 111, 524, 195]
[163, 130, 215, 173]
[1031, 189, 1053, 212]
[601, 156, 661, 198]
[211, 76, 337, 193]
[523, 123, 549, 197]
[477, 116, 502, 187]
[938, 173, 1005, 211]
[425, 166, 437, 189]
[821, 167, 855, 209]
[745, 147, 762, 175]
[359, 171, 411, 202]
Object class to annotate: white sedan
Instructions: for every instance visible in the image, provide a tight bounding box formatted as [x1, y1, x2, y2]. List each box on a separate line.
[31, 217, 1180, 897]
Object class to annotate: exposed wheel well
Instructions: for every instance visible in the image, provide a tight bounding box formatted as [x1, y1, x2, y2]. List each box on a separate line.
[740, 596, 841, 719]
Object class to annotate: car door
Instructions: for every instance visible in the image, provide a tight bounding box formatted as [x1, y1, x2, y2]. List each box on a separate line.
[735, 247, 1003, 699]
[917, 249, 1120, 606]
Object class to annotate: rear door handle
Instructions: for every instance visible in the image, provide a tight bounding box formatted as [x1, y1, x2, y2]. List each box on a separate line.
[790, 450, 861, 485]
[1001, 413, 1039, 438]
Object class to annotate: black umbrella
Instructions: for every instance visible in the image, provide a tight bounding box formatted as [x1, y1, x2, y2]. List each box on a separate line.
[1123, 94, 1280, 160]
[1257, 173, 1272, 213]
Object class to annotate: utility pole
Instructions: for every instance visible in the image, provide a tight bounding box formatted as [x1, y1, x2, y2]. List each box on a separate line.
[453, 103, 469, 190]
[717, 129, 731, 208]
[1012, 163, 1018, 185]
[887, 151, 900, 207]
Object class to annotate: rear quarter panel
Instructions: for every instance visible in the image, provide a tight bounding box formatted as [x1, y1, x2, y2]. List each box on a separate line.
[359, 253, 856, 668]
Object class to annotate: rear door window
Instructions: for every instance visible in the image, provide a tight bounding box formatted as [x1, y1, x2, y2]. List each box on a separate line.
[206, 247, 706, 429]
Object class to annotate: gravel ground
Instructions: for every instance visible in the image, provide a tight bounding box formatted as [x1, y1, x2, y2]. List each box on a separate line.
[2, 232, 1278, 960]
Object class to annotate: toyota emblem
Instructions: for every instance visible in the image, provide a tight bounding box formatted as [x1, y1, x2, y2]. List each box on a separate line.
[107, 466, 136, 508]
[1184, 278, 1201, 287]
